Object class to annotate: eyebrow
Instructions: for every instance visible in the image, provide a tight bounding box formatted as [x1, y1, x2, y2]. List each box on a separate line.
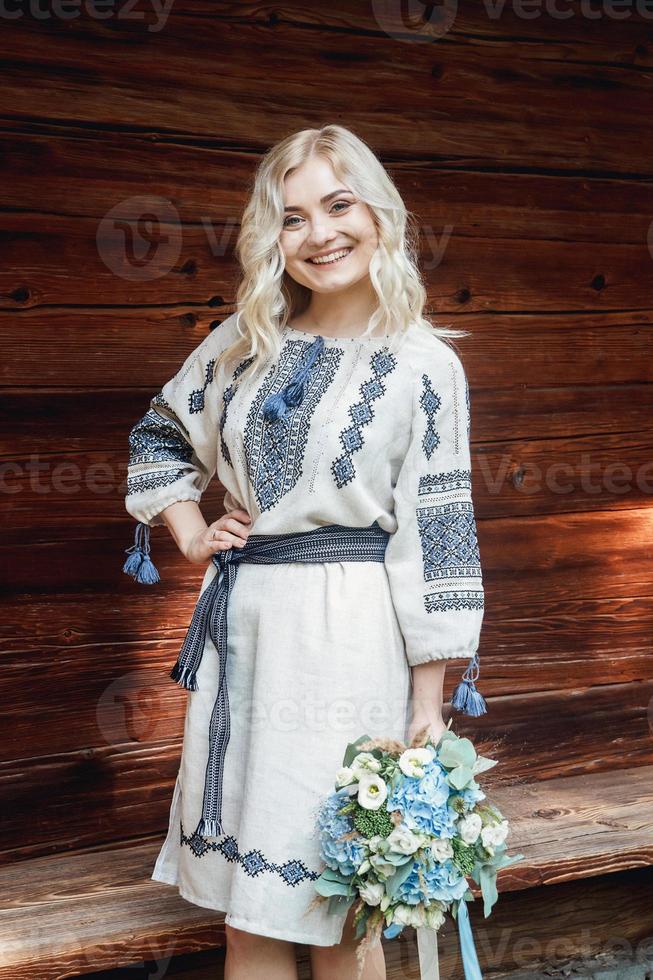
[284, 189, 353, 213]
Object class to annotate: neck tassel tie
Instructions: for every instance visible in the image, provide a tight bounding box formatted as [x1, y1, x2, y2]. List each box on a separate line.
[122, 521, 161, 585]
[169, 521, 391, 840]
[262, 335, 324, 422]
[451, 651, 487, 718]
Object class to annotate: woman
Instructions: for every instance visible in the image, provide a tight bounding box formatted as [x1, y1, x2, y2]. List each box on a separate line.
[123, 124, 485, 980]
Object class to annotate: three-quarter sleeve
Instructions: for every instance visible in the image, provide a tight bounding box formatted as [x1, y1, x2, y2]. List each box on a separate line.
[384, 337, 487, 716]
[122, 320, 235, 584]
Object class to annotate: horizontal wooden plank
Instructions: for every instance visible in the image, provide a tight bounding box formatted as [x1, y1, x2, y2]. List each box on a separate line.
[2, 309, 653, 389]
[3, 133, 653, 241]
[0, 765, 650, 979]
[0, 10, 651, 175]
[2, 209, 653, 309]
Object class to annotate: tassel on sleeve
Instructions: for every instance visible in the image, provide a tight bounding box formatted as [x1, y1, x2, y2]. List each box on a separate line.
[122, 521, 161, 585]
[451, 652, 487, 717]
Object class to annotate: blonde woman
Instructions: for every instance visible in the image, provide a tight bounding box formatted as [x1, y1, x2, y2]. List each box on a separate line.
[123, 124, 485, 980]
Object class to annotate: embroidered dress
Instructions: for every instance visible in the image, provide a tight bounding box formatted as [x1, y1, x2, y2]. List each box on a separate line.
[123, 312, 485, 946]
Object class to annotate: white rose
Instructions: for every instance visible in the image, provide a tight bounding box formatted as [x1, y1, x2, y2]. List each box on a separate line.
[429, 839, 454, 863]
[351, 752, 382, 777]
[481, 819, 509, 851]
[357, 773, 388, 811]
[425, 905, 446, 929]
[409, 905, 427, 928]
[398, 747, 435, 778]
[458, 812, 482, 844]
[359, 880, 385, 906]
[335, 766, 355, 788]
[387, 826, 422, 855]
[392, 904, 415, 926]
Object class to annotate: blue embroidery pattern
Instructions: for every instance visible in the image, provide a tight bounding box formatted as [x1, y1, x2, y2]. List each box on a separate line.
[464, 374, 471, 441]
[126, 404, 194, 496]
[244, 340, 344, 511]
[180, 820, 320, 886]
[331, 348, 397, 488]
[416, 469, 484, 613]
[188, 359, 216, 414]
[420, 374, 442, 460]
[220, 356, 256, 468]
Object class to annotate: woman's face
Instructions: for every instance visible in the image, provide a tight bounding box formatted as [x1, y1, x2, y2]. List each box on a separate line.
[279, 156, 378, 294]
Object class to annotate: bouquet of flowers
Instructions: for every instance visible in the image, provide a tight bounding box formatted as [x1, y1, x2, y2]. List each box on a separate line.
[309, 720, 524, 980]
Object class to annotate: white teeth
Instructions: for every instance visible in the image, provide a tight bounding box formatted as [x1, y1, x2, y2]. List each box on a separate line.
[307, 248, 352, 265]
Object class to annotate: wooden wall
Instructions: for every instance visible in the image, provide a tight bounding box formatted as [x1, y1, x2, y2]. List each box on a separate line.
[2, 2, 652, 871]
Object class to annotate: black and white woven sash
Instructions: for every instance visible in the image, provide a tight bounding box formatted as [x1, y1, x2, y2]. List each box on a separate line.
[169, 520, 391, 840]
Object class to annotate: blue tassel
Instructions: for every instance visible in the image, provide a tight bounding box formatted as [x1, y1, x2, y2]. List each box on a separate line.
[263, 336, 324, 421]
[451, 652, 487, 717]
[122, 521, 160, 585]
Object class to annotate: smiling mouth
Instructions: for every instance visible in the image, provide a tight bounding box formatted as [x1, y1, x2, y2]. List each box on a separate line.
[306, 247, 353, 266]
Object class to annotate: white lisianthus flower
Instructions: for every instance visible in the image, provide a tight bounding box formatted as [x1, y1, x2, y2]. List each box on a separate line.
[458, 812, 482, 844]
[357, 859, 371, 875]
[357, 773, 388, 811]
[425, 905, 446, 929]
[429, 838, 454, 862]
[481, 819, 509, 853]
[335, 766, 355, 788]
[387, 826, 422, 855]
[398, 747, 435, 778]
[359, 880, 385, 906]
[351, 752, 382, 777]
[367, 834, 384, 853]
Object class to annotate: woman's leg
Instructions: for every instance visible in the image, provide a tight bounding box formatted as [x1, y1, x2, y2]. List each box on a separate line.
[309, 904, 387, 980]
[224, 924, 299, 980]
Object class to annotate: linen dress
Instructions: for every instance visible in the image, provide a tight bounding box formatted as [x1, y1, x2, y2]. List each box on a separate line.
[124, 311, 485, 946]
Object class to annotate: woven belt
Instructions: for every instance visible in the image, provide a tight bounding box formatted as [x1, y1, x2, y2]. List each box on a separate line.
[164, 520, 389, 839]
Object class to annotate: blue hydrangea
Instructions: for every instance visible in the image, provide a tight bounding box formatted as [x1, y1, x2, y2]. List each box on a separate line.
[396, 857, 469, 905]
[317, 789, 367, 876]
[386, 762, 457, 838]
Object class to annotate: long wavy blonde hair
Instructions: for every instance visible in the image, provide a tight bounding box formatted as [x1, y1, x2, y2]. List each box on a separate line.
[214, 123, 468, 382]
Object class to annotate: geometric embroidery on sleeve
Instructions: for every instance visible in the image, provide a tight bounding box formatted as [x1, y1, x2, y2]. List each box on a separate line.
[419, 374, 442, 460]
[416, 468, 484, 613]
[331, 347, 398, 488]
[180, 820, 320, 886]
[188, 358, 216, 414]
[126, 407, 195, 496]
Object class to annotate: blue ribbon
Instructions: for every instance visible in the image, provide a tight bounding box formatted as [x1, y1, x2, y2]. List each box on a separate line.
[457, 897, 483, 979]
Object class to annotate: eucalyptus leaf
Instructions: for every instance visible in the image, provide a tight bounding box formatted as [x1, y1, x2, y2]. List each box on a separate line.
[447, 764, 474, 789]
[438, 737, 477, 770]
[315, 875, 353, 898]
[385, 858, 417, 899]
[471, 756, 498, 774]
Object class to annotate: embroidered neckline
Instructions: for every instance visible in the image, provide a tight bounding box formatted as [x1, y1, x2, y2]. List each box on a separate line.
[283, 325, 396, 344]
